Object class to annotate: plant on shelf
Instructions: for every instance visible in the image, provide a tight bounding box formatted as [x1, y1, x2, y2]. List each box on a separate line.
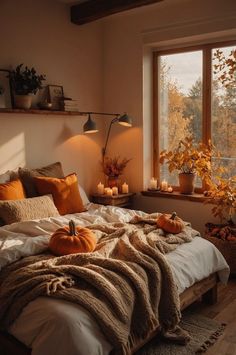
[102, 156, 131, 188]
[159, 136, 221, 194]
[9, 64, 45, 109]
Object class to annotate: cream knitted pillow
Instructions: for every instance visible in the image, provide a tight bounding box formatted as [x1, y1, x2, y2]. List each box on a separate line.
[0, 195, 59, 225]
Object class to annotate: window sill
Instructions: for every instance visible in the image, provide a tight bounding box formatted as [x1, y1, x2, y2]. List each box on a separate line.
[141, 190, 206, 203]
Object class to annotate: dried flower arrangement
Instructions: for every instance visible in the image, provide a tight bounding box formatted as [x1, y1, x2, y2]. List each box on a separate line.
[159, 136, 220, 183]
[102, 156, 131, 177]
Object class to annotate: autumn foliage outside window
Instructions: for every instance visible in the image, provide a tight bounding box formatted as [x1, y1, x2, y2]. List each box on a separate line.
[154, 42, 236, 187]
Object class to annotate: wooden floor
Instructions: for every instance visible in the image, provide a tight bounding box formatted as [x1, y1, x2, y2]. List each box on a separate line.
[186, 277, 236, 355]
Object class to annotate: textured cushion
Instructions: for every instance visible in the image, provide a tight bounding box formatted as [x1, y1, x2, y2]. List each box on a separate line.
[0, 195, 59, 225]
[0, 171, 10, 184]
[18, 162, 64, 197]
[0, 179, 25, 200]
[34, 173, 85, 215]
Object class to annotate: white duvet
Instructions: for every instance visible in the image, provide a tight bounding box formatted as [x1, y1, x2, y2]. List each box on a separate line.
[0, 203, 229, 355]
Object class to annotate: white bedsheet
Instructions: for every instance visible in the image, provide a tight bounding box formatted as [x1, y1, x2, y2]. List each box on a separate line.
[0, 203, 229, 355]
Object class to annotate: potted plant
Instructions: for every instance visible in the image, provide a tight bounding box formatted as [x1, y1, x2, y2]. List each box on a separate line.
[204, 176, 236, 273]
[204, 176, 236, 225]
[159, 137, 217, 194]
[9, 64, 45, 109]
[102, 156, 131, 189]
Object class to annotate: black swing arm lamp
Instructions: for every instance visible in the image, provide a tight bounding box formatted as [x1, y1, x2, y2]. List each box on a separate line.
[83, 111, 132, 158]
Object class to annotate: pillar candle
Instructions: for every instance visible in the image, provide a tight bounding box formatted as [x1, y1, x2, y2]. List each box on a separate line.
[161, 180, 168, 191]
[106, 188, 113, 196]
[112, 186, 118, 195]
[149, 177, 158, 190]
[122, 182, 129, 194]
[97, 182, 105, 195]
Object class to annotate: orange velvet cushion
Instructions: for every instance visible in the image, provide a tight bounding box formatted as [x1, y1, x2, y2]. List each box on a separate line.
[34, 173, 85, 215]
[0, 179, 25, 200]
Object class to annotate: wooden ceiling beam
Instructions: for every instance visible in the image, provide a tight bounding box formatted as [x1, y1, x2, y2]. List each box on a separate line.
[71, 0, 163, 25]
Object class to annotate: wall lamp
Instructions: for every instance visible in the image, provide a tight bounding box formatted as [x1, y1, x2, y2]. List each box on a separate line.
[83, 111, 132, 158]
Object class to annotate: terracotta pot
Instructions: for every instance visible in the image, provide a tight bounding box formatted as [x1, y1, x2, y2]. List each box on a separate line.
[179, 173, 195, 194]
[14, 95, 32, 109]
[107, 176, 120, 190]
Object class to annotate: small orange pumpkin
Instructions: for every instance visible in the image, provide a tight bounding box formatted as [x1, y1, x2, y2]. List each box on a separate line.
[157, 212, 184, 234]
[49, 220, 96, 256]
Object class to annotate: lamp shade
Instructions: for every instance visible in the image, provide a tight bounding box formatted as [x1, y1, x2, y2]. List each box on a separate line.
[118, 113, 132, 127]
[83, 114, 98, 134]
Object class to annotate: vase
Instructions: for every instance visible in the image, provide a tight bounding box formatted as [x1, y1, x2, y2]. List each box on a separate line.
[179, 173, 195, 194]
[14, 94, 32, 109]
[107, 176, 120, 190]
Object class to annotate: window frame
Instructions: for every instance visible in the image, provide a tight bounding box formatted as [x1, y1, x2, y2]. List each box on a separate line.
[152, 40, 236, 193]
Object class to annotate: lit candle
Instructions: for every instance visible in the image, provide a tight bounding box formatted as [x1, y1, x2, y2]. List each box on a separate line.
[161, 180, 168, 191]
[167, 186, 173, 193]
[105, 188, 113, 196]
[149, 177, 158, 190]
[112, 186, 118, 195]
[122, 182, 129, 194]
[97, 182, 105, 195]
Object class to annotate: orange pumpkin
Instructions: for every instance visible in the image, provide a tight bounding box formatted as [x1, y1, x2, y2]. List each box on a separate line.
[157, 212, 184, 234]
[49, 220, 96, 256]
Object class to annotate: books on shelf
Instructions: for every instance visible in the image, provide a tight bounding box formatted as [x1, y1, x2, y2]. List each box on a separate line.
[60, 98, 79, 112]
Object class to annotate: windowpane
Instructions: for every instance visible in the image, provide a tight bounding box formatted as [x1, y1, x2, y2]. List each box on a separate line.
[158, 51, 203, 185]
[212, 45, 236, 178]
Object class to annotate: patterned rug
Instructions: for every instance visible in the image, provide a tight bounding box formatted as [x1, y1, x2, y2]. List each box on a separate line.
[136, 312, 226, 355]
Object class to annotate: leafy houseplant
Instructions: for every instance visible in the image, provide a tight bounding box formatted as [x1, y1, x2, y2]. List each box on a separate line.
[159, 137, 218, 194]
[9, 64, 45, 109]
[204, 176, 236, 224]
[102, 156, 131, 189]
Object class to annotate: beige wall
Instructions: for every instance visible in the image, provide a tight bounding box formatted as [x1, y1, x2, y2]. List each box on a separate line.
[0, 0, 104, 192]
[102, 0, 236, 233]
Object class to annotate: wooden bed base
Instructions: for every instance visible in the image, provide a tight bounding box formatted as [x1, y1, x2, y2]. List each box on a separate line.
[0, 273, 218, 355]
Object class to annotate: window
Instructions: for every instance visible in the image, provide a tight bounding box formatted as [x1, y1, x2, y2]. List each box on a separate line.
[153, 42, 236, 188]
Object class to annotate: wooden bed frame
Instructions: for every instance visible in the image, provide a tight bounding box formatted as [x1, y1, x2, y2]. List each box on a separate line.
[0, 273, 218, 355]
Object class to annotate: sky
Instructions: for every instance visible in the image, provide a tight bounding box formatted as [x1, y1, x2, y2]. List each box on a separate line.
[162, 50, 202, 95]
[161, 46, 235, 96]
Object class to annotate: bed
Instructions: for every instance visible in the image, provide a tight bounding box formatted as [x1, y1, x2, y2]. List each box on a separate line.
[0, 200, 229, 355]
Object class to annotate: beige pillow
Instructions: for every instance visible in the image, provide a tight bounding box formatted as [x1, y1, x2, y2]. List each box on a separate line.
[0, 171, 11, 184]
[0, 195, 59, 225]
[18, 162, 64, 197]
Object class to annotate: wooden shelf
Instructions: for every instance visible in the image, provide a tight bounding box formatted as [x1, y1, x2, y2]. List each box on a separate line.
[0, 108, 87, 116]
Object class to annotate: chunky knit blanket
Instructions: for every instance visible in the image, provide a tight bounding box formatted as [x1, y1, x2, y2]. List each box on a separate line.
[0, 215, 199, 354]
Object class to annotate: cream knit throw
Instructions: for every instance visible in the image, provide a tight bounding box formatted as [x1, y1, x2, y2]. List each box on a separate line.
[0, 217, 199, 354]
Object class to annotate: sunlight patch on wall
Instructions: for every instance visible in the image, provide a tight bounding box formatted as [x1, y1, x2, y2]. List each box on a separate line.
[0, 133, 26, 173]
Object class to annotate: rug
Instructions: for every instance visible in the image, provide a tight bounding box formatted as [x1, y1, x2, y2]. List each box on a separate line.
[136, 312, 226, 355]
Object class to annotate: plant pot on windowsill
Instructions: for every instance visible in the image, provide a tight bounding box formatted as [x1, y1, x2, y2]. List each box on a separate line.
[179, 172, 195, 194]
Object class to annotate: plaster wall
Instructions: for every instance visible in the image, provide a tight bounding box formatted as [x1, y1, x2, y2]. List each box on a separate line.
[0, 0, 104, 193]
[102, 0, 236, 233]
